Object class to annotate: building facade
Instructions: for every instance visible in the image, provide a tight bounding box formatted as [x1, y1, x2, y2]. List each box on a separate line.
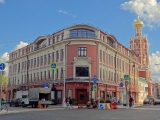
[6, 24, 140, 104]
[138, 77, 148, 103]
[130, 16, 152, 96]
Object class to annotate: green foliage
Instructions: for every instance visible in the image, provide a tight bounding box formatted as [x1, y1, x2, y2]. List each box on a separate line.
[100, 98, 105, 103]
[0, 75, 8, 86]
[105, 99, 111, 103]
[72, 98, 76, 105]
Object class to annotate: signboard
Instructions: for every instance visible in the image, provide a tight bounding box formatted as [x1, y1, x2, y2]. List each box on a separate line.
[123, 74, 130, 80]
[93, 75, 97, 84]
[125, 81, 129, 86]
[99, 103, 105, 110]
[44, 82, 49, 88]
[120, 82, 124, 87]
[0, 63, 5, 70]
[92, 85, 97, 92]
[50, 62, 58, 70]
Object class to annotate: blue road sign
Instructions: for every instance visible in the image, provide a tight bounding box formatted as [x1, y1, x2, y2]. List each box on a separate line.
[120, 82, 124, 87]
[44, 82, 49, 88]
[125, 81, 128, 86]
[94, 75, 97, 84]
[50, 62, 58, 70]
[99, 103, 104, 110]
[0, 63, 5, 70]
[124, 74, 130, 80]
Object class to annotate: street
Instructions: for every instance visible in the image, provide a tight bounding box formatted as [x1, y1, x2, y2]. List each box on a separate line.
[1, 105, 160, 120]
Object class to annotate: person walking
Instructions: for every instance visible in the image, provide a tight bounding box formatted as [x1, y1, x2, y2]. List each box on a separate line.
[129, 96, 133, 108]
[69, 97, 73, 109]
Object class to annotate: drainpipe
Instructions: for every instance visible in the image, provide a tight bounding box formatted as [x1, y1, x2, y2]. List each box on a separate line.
[95, 42, 99, 100]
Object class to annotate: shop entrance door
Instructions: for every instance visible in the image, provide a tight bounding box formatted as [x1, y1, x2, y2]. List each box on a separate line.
[77, 89, 88, 105]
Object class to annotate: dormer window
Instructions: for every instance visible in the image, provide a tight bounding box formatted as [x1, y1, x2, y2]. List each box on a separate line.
[70, 29, 95, 38]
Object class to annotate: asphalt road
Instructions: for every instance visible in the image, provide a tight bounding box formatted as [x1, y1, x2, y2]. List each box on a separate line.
[1, 105, 160, 120]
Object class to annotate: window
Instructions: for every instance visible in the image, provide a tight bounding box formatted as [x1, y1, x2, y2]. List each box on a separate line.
[62, 34, 64, 40]
[34, 73, 35, 81]
[48, 53, 51, 63]
[48, 70, 50, 79]
[56, 69, 59, 79]
[25, 75, 26, 83]
[28, 60, 30, 68]
[44, 71, 46, 80]
[70, 29, 95, 38]
[18, 63, 20, 73]
[57, 35, 60, 42]
[52, 70, 54, 80]
[31, 59, 33, 68]
[75, 67, 89, 77]
[34, 58, 36, 66]
[40, 72, 42, 80]
[37, 57, 39, 66]
[78, 47, 87, 57]
[61, 68, 63, 78]
[41, 56, 43, 65]
[53, 37, 55, 44]
[37, 72, 39, 80]
[22, 75, 23, 84]
[31, 74, 32, 81]
[44, 55, 47, 64]
[56, 51, 59, 59]
[61, 49, 64, 58]
[100, 68, 102, 79]
[52, 52, 54, 61]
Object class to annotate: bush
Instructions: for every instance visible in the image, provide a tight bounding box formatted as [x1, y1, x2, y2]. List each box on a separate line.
[105, 99, 111, 103]
[72, 98, 76, 105]
[100, 98, 105, 103]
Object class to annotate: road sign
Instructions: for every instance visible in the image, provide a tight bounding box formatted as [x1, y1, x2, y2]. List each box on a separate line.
[123, 74, 130, 80]
[99, 103, 105, 110]
[125, 81, 128, 86]
[50, 62, 58, 70]
[120, 82, 124, 87]
[44, 82, 49, 88]
[92, 85, 97, 92]
[0, 63, 5, 70]
[93, 75, 97, 84]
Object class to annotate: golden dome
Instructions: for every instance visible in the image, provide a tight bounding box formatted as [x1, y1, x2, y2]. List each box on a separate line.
[133, 16, 143, 28]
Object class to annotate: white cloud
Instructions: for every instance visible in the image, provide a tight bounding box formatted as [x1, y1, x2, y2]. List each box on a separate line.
[0, 0, 5, 3]
[0, 41, 28, 76]
[121, 0, 160, 27]
[58, 9, 76, 18]
[14, 41, 28, 50]
[150, 51, 160, 81]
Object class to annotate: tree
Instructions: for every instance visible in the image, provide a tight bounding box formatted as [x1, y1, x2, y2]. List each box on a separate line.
[0, 74, 8, 86]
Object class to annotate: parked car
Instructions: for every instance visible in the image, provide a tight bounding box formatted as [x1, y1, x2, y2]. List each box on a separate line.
[10, 98, 22, 107]
[143, 98, 154, 104]
[153, 99, 160, 105]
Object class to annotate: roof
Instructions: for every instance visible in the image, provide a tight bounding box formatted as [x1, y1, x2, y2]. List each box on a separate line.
[139, 77, 147, 83]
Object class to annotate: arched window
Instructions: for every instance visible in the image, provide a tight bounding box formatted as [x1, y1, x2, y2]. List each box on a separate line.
[70, 29, 95, 38]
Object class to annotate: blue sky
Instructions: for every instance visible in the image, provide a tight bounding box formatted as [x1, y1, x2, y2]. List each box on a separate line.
[0, 0, 160, 81]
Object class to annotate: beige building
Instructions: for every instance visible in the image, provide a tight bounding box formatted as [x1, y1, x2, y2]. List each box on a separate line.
[138, 77, 148, 103]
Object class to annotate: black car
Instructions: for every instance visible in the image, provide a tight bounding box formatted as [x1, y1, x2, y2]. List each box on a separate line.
[10, 98, 22, 107]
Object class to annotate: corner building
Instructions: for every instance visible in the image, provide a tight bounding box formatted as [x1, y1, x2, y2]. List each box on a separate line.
[7, 24, 139, 104]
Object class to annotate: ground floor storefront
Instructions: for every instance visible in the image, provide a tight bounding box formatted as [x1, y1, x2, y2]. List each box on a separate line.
[4, 81, 138, 105]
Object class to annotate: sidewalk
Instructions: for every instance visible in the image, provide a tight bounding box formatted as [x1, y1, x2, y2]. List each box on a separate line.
[117, 103, 143, 109]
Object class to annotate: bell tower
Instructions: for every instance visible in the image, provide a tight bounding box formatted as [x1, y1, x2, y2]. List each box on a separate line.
[130, 16, 152, 96]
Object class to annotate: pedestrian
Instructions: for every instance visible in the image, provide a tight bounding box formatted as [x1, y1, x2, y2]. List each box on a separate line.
[129, 96, 133, 108]
[65, 97, 69, 108]
[69, 97, 73, 109]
